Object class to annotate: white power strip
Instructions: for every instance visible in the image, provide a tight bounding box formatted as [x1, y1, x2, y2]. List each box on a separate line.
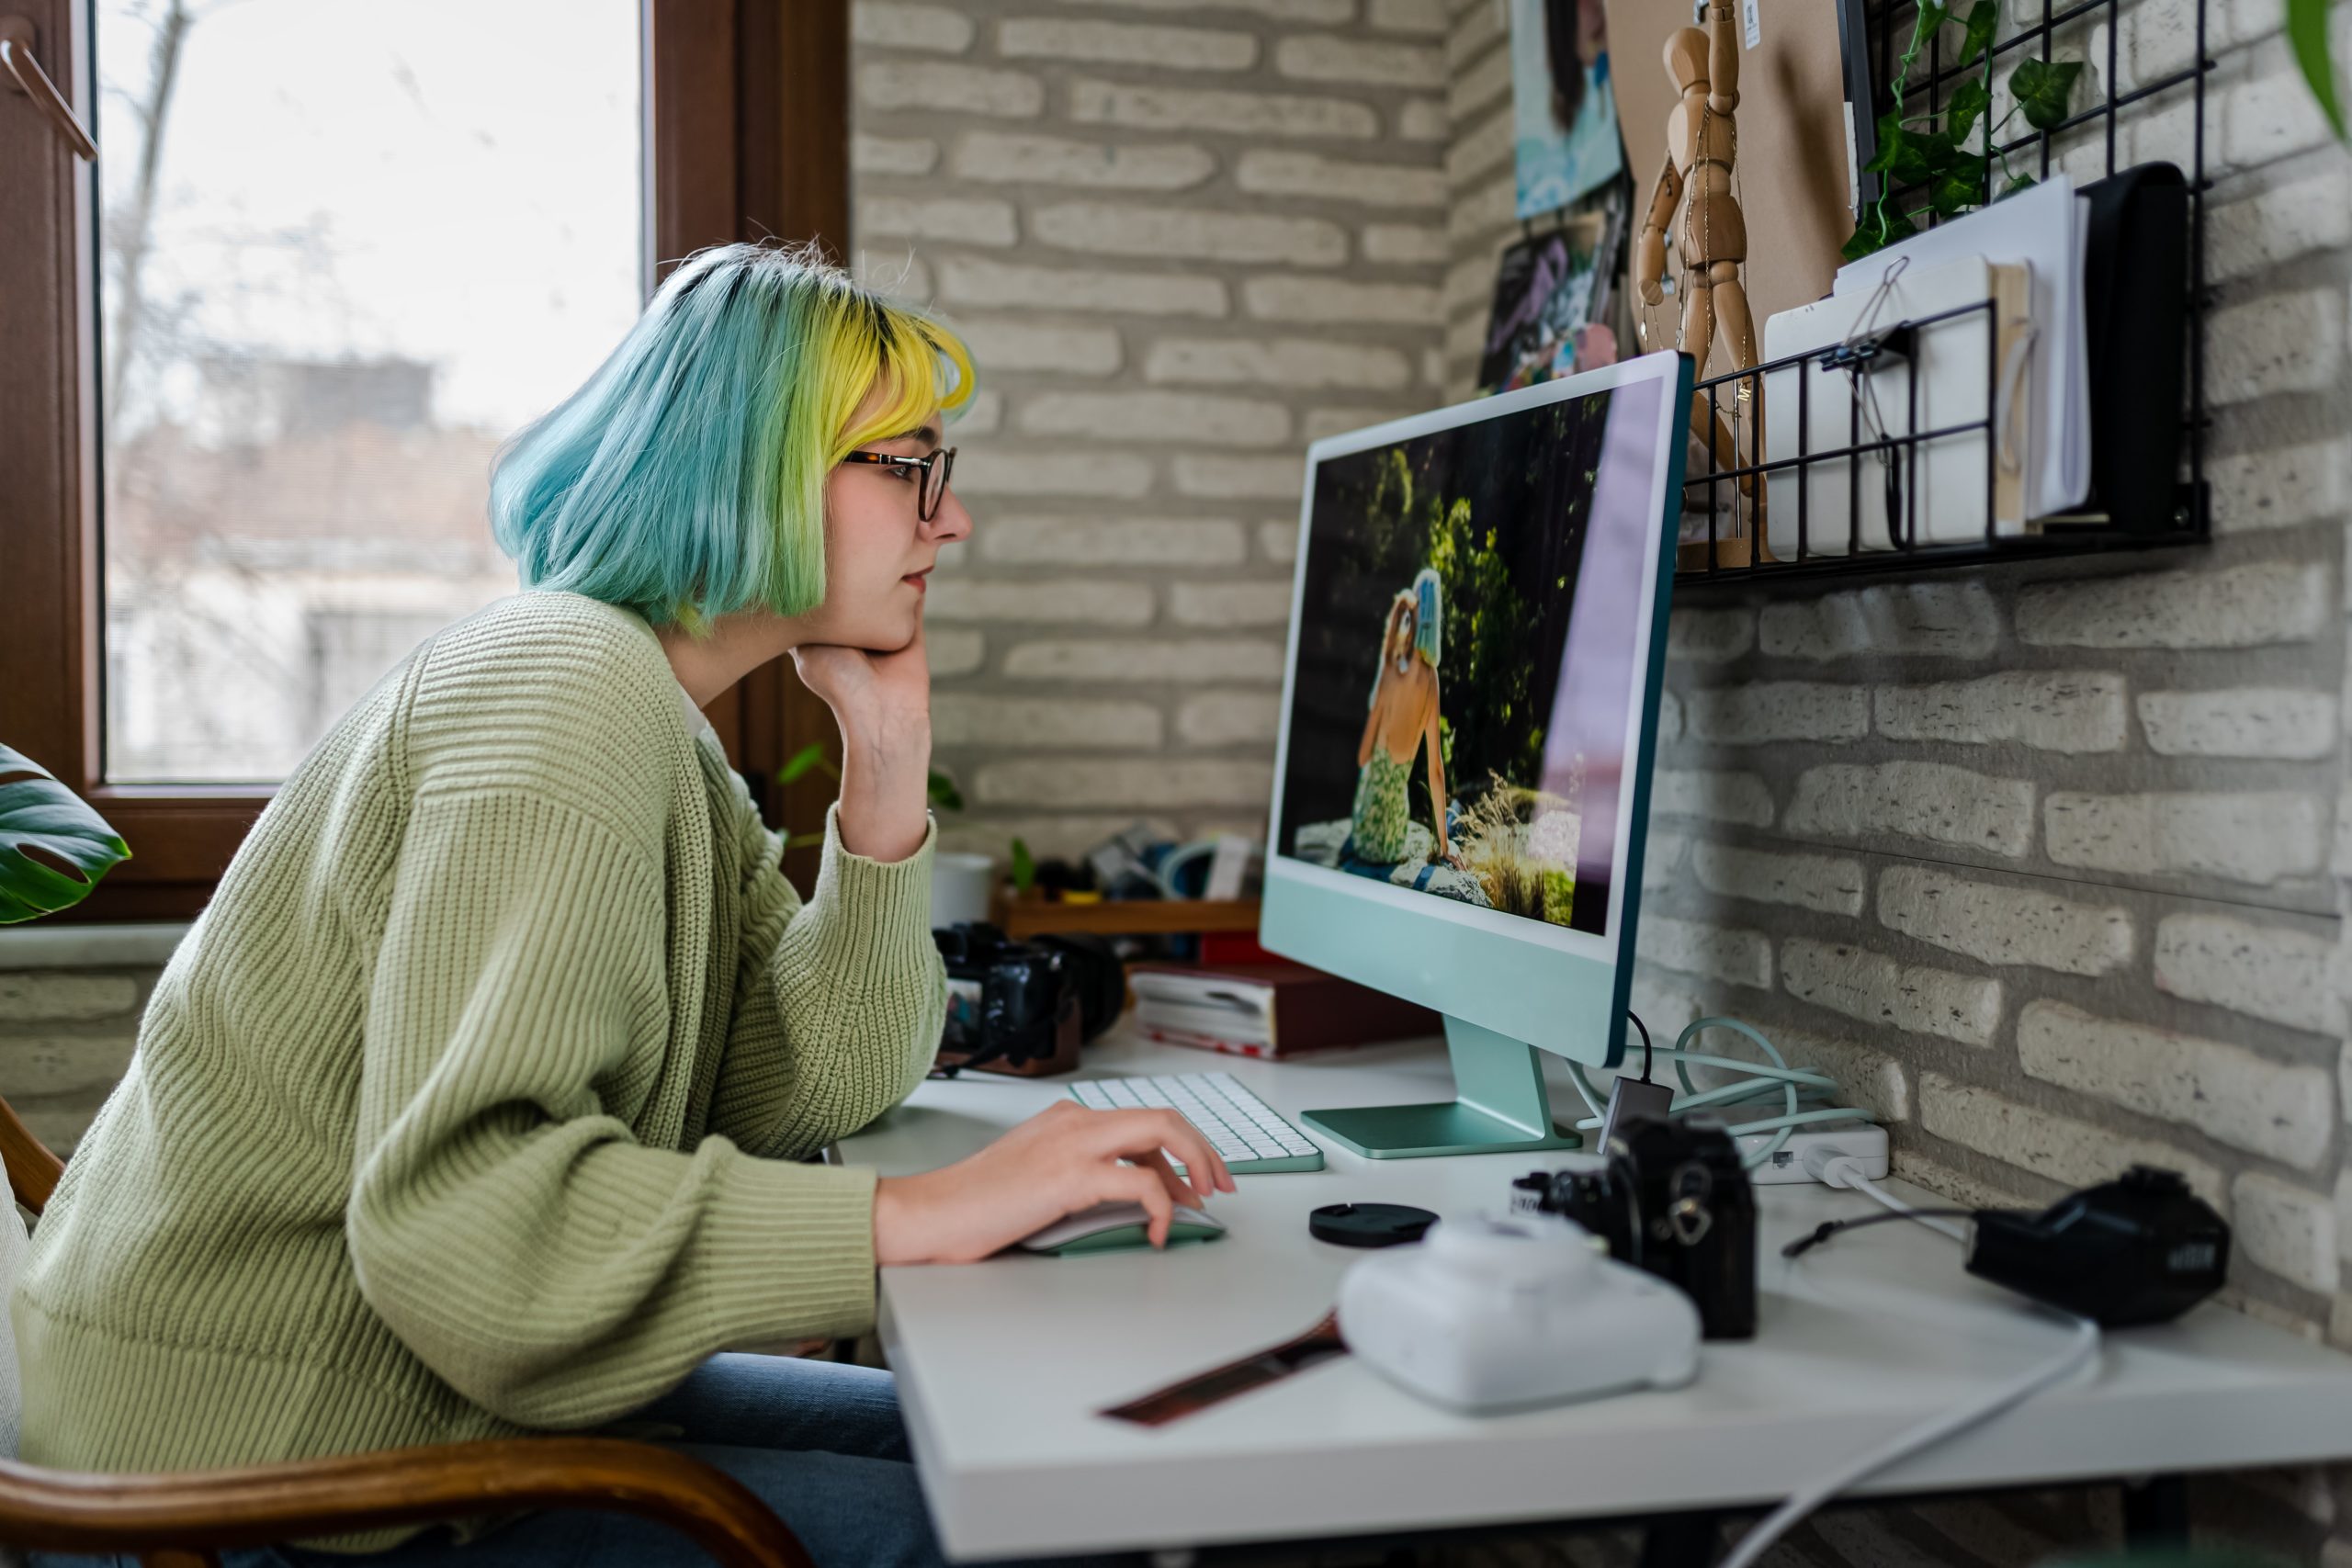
[1737, 1123, 1889, 1186]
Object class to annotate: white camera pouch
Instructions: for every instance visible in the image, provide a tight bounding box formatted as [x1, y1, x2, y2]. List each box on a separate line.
[1337, 1213, 1702, 1414]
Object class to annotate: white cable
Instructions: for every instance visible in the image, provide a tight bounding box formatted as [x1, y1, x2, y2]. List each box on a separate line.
[1726, 1151, 2097, 1568]
[1805, 1147, 1969, 1243]
[1849, 1169, 1968, 1243]
[1577, 1021, 1880, 1173]
[1715, 1312, 2101, 1568]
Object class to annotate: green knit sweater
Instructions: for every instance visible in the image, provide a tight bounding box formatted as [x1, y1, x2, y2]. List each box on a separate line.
[15, 591, 945, 1510]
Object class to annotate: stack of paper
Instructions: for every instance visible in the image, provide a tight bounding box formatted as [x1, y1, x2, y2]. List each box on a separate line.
[1762, 253, 2031, 556]
[1831, 174, 2091, 521]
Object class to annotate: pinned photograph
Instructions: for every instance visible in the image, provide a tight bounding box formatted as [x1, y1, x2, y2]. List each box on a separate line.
[1511, 0, 1624, 219]
[1476, 186, 1625, 394]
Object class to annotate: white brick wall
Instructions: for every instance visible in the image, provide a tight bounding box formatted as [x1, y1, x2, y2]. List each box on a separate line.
[2235, 1170, 2341, 1292]
[0, 9, 2327, 1562]
[1877, 867, 2133, 976]
[1784, 761, 2037, 857]
[850, 8, 2352, 1548]
[2014, 561, 2332, 649]
[0, 974, 139, 1021]
[1543, 7, 2352, 1551]
[1683, 682, 1870, 745]
[2018, 1000, 2333, 1168]
[1874, 671, 2130, 752]
[0, 969, 150, 1156]
[1648, 768, 1775, 827]
[1689, 843, 1866, 915]
[1637, 916, 1773, 988]
[2136, 686, 2339, 758]
[1920, 1072, 2226, 1207]
[2154, 911, 2344, 1033]
[854, 0, 1445, 858]
[2044, 789, 2328, 884]
[1759, 582, 2003, 660]
[995, 18, 1262, 72]
[1781, 938, 2004, 1046]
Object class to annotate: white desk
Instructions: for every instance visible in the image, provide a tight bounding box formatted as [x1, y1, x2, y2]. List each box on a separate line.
[831, 1031, 2352, 1562]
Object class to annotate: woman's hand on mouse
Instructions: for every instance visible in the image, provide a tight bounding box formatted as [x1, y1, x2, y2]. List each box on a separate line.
[872, 1101, 1236, 1265]
[791, 623, 933, 863]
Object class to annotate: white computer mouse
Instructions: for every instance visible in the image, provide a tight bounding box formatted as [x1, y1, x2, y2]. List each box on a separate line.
[1014, 1201, 1228, 1257]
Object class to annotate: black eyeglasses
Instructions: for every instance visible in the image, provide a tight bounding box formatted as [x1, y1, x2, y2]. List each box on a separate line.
[840, 446, 957, 522]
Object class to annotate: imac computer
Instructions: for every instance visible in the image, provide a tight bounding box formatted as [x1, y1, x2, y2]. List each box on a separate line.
[1259, 349, 1693, 1160]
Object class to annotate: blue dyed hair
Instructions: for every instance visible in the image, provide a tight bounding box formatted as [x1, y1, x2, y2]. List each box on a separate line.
[1411, 568, 1442, 667]
[488, 240, 977, 634]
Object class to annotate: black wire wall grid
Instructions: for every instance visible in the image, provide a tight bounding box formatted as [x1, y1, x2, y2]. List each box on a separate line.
[1673, 0, 2211, 585]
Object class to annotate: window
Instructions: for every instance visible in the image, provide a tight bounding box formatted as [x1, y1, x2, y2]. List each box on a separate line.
[4, 0, 850, 918]
[95, 0, 642, 784]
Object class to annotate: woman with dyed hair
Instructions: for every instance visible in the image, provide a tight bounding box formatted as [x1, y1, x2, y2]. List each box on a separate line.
[17, 243, 1227, 1568]
[1351, 568, 1456, 867]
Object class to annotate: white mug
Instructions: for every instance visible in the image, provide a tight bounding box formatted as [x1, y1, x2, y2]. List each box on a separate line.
[929, 851, 996, 931]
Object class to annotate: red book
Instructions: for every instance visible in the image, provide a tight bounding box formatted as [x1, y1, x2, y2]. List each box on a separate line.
[1125, 961, 1441, 1059]
[1199, 930, 1281, 966]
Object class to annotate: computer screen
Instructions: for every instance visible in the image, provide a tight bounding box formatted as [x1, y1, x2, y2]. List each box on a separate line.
[1260, 352, 1687, 1152]
[1272, 362, 1671, 950]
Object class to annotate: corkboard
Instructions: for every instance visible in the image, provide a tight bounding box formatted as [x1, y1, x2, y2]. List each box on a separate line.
[1601, 0, 1853, 347]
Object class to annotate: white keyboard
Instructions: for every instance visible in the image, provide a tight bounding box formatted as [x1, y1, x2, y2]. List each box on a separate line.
[1069, 1071, 1326, 1173]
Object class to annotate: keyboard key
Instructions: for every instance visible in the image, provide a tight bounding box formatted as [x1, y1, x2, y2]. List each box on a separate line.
[1066, 1071, 1325, 1174]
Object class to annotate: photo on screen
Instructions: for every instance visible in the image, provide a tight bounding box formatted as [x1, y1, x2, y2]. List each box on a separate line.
[1276, 376, 1667, 940]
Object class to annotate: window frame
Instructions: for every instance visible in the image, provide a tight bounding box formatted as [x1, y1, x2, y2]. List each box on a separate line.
[2, 0, 849, 919]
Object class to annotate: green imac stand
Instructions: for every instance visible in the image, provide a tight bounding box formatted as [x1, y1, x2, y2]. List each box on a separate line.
[1299, 1015, 1581, 1159]
[1261, 855, 1629, 1161]
[1256, 349, 1686, 1160]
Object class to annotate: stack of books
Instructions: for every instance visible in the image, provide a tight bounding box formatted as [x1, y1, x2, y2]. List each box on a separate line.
[1126, 960, 1441, 1060]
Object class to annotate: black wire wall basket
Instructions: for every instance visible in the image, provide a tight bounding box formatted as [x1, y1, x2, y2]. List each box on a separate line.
[1670, 0, 2212, 588]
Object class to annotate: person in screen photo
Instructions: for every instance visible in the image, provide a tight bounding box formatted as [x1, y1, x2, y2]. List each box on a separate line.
[1280, 386, 1646, 938]
[1351, 569, 1457, 869]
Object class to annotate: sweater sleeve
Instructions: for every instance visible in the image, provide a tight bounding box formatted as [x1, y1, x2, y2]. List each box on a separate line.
[346, 786, 882, 1432]
[705, 771, 947, 1161]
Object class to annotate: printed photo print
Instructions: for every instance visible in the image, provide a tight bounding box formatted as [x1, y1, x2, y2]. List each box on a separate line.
[1277, 375, 1668, 939]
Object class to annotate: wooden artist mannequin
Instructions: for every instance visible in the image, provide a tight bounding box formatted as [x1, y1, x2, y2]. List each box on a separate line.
[1636, 0, 1763, 550]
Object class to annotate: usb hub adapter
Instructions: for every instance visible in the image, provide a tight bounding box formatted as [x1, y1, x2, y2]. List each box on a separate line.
[1737, 1123, 1889, 1186]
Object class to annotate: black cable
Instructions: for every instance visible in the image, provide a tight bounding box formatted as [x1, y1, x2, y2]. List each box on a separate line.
[1626, 1009, 1654, 1083]
[1781, 1207, 1982, 1258]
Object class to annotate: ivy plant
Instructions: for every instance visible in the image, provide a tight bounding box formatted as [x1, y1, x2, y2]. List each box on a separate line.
[1, 743, 130, 924]
[1846, 0, 2082, 261]
[2289, 0, 2346, 141]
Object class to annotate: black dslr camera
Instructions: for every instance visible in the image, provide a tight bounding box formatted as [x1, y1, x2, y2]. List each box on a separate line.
[1968, 1165, 2228, 1325]
[1512, 1120, 1758, 1340]
[932, 922, 1123, 1079]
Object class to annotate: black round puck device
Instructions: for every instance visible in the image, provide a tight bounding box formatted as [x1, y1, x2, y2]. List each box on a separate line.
[1309, 1202, 1438, 1248]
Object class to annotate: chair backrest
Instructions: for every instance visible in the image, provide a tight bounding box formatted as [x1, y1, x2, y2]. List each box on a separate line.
[0, 1102, 61, 1222]
[0, 1096, 58, 1468]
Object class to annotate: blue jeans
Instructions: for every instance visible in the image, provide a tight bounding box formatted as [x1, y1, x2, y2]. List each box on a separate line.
[32, 1353, 1120, 1567]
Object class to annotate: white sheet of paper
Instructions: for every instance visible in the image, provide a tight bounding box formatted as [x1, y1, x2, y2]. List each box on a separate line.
[1833, 175, 2089, 518]
[1763, 254, 2028, 554]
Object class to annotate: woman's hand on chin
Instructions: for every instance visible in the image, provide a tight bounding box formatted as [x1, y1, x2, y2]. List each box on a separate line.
[791, 621, 933, 863]
[872, 1101, 1237, 1264]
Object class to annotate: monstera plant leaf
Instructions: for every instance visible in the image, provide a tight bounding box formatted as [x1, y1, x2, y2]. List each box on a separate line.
[0, 744, 130, 923]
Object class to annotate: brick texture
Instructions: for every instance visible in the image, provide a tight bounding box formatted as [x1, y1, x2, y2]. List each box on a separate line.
[3, 7, 2341, 1565]
[853, 0, 1443, 858]
[1470, 2, 2352, 1554]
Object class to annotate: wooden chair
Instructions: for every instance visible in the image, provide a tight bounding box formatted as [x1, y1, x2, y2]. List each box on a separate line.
[0, 1098, 814, 1568]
